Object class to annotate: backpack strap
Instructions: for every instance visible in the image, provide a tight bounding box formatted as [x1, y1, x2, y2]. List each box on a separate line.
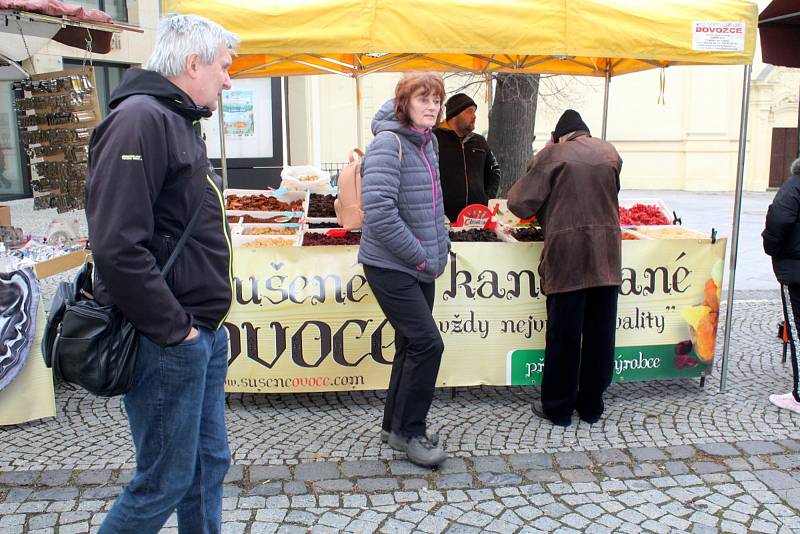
[388, 132, 403, 161]
[348, 148, 365, 163]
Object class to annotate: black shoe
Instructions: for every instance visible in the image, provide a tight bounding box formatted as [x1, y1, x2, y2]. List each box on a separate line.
[532, 400, 571, 427]
[577, 400, 604, 424]
[579, 412, 602, 424]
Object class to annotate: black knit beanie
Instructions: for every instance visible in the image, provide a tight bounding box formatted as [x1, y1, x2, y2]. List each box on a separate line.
[445, 93, 477, 121]
[553, 109, 590, 140]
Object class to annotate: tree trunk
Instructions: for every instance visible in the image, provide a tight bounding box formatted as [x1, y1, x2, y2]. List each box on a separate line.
[487, 74, 540, 196]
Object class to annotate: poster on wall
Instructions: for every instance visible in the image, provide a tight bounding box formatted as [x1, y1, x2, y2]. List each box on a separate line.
[223, 90, 255, 136]
[204, 79, 273, 159]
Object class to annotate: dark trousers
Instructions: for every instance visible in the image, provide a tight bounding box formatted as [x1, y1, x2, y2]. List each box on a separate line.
[363, 265, 444, 438]
[780, 284, 800, 403]
[542, 286, 619, 422]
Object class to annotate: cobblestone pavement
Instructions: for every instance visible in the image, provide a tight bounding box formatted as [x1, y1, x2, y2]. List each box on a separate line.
[2, 298, 799, 532]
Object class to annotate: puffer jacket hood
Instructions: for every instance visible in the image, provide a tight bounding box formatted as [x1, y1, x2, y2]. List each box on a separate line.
[109, 67, 212, 122]
[371, 99, 431, 147]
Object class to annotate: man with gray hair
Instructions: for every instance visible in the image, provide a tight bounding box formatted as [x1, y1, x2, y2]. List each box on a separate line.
[763, 157, 800, 416]
[85, 14, 238, 533]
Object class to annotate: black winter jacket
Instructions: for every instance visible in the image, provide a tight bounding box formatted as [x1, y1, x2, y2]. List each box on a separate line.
[763, 174, 800, 285]
[85, 68, 233, 346]
[433, 127, 501, 222]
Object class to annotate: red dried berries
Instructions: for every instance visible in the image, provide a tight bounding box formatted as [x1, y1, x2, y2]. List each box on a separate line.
[619, 204, 670, 226]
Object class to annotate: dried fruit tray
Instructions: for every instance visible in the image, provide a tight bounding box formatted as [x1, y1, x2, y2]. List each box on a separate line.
[232, 223, 301, 237]
[232, 234, 301, 248]
[224, 188, 309, 218]
[630, 225, 710, 240]
[299, 228, 361, 246]
[619, 198, 673, 226]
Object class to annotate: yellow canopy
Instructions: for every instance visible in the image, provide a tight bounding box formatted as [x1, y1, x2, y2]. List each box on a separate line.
[164, 0, 757, 78]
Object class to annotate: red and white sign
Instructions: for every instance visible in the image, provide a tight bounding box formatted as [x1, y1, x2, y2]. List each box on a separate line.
[692, 21, 745, 52]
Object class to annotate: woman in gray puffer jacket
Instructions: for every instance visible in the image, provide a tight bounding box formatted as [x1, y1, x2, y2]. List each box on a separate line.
[358, 73, 450, 467]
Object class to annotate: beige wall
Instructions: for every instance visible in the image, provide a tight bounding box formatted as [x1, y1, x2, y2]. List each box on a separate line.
[288, 62, 797, 192]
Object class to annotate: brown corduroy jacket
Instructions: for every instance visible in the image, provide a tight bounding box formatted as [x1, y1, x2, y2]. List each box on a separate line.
[507, 132, 623, 295]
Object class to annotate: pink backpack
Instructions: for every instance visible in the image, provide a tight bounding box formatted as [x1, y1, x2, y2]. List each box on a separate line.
[334, 148, 366, 231]
[334, 133, 402, 231]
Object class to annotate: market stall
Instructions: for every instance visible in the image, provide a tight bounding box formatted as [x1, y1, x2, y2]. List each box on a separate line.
[165, 0, 759, 393]
[222, 191, 726, 393]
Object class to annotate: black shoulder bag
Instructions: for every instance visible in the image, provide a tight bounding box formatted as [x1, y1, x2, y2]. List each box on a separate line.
[42, 203, 203, 397]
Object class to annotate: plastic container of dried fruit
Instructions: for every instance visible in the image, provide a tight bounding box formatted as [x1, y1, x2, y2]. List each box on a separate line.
[630, 225, 710, 240]
[618, 198, 673, 225]
[487, 199, 529, 227]
[493, 223, 520, 242]
[448, 225, 506, 243]
[621, 228, 652, 240]
[224, 188, 309, 218]
[298, 228, 361, 247]
[234, 223, 301, 237]
[305, 216, 339, 225]
[232, 234, 300, 248]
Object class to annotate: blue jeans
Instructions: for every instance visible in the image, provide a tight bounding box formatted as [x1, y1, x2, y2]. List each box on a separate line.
[100, 327, 231, 534]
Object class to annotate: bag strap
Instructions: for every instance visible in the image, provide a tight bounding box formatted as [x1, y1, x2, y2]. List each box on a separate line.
[389, 132, 403, 161]
[348, 148, 365, 162]
[161, 190, 204, 278]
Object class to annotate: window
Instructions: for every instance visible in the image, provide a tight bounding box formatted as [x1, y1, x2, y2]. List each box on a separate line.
[70, 0, 127, 23]
[0, 82, 27, 198]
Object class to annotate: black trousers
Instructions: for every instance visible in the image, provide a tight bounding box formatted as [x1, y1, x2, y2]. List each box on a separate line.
[542, 285, 619, 421]
[363, 265, 444, 438]
[780, 284, 800, 403]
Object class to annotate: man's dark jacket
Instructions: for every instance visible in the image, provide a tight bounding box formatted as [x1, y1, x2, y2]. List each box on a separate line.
[433, 126, 501, 222]
[763, 173, 800, 285]
[85, 68, 233, 347]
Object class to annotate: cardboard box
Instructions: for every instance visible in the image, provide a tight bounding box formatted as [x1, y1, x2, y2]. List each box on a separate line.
[33, 249, 90, 279]
[0, 205, 10, 227]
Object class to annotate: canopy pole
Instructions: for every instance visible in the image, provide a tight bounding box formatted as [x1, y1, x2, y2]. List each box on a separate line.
[601, 69, 611, 140]
[719, 64, 752, 393]
[218, 94, 229, 190]
[355, 74, 364, 148]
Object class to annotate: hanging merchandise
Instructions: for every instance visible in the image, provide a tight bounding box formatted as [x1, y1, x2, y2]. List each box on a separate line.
[12, 67, 101, 213]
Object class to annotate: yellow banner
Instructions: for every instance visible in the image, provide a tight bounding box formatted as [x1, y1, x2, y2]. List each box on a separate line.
[225, 239, 726, 393]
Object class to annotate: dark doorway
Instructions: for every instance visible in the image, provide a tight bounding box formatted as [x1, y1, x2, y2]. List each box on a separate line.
[769, 127, 799, 188]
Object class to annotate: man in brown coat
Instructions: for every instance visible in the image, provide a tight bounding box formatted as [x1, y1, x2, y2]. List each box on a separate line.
[507, 109, 622, 427]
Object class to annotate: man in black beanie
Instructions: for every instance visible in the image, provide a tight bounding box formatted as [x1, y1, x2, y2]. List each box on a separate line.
[507, 109, 622, 427]
[434, 93, 501, 222]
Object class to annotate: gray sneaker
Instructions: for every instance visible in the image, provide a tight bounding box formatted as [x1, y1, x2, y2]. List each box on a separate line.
[388, 432, 447, 467]
[382, 429, 439, 445]
[405, 435, 447, 467]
